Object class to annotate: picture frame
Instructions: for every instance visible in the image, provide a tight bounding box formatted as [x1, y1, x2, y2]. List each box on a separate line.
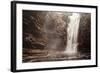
[11, 1, 98, 72]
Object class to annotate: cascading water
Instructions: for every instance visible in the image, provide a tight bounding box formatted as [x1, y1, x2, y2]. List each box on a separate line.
[65, 13, 80, 55]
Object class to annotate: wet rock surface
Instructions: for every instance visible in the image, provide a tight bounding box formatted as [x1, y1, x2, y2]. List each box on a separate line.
[23, 49, 90, 62]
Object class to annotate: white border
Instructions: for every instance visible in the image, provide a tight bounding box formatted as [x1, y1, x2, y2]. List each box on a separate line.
[16, 4, 96, 70]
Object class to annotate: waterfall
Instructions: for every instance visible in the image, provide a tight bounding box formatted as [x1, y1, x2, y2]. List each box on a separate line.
[65, 13, 80, 55]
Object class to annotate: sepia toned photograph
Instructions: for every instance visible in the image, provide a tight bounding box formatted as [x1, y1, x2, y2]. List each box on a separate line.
[11, 1, 97, 72]
[22, 10, 91, 62]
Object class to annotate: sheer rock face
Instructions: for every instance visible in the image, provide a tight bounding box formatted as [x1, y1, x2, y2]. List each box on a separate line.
[23, 11, 69, 51]
[23, 11, 47, 49]
[78, 13, 91, 53]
